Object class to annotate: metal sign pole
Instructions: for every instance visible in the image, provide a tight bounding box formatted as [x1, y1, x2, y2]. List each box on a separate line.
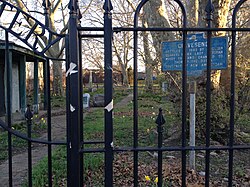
[189, 81, 196, 170]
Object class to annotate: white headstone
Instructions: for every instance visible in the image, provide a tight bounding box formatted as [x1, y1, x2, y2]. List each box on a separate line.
[162, 82, 167, 92]
[83, 93, 90, 108]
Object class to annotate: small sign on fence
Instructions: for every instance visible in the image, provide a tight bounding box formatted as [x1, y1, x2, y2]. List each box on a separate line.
[162, 33, 228, 76]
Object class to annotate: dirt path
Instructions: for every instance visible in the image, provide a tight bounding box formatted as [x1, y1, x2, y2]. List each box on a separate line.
[0, 115, 67, 187]
[0, 93, 133, 187]
[114, 93, 133, 108]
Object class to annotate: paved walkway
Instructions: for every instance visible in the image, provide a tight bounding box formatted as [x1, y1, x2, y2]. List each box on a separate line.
[0, 93, 133, 186]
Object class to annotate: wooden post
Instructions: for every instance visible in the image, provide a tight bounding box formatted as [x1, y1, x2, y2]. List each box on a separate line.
[4, 51, 12, 116]
[43, 61, 48, 110]
[19, 55, 26, 116]
[33, 59, 39, 114]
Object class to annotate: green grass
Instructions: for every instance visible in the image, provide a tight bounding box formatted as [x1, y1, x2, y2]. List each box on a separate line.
[22, 86, 250, 186]
[23, 146, 67, 187]
[24, 89, 177, 186]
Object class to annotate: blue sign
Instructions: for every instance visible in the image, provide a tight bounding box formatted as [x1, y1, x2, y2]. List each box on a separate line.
[162, 33, 228, 76]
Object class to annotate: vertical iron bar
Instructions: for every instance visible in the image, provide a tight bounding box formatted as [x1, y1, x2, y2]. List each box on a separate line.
[133, 31, 139, 186]
[205, 26, 212, 187]
[205, 1, 214, 186]
[28, 118, 32, 187]
[158, 131, 163, 187]
[67, 0, 81, 186]
[78, 31, 84, 187]
[46, 58, 52, 187]
[43, 2, 52, 184]
[132, 2, 146, 186]
[228, 3, 240, 185]
[156, 108, 165, 187]
[228, 27, 236, 187]
[42, 0, 50, 111]
[65, 34, 72, 187]
[181, 21, 188, 187]
[25, 105, 33, 187]
[103, 1, 113, 186]
[5, 30, 13, 187]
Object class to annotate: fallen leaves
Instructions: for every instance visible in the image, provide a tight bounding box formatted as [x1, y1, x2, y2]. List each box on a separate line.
[80, 152, 250, 186]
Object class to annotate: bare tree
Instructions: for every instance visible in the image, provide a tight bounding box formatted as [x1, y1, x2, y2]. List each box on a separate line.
[81, 0, 138, 86]
[7, 0, 93, 95]
[9, 0, 67, 95]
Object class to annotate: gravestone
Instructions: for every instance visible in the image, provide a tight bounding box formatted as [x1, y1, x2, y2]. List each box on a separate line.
[83, 93, 90, 108]
[93, 94, 104, 107]
[162, 82, 167, 92]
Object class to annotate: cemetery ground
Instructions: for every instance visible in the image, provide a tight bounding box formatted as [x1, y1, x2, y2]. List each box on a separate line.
[0, 87, 249, 186]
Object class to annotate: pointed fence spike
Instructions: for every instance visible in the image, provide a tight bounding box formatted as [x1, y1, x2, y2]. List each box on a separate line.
[155, 108, 166, 126]
[205, 0, 214, 22]
[205, 0, 214, 13]
[25, 105, 33, 120]
[42, 0, 51, 8]
[103, 0, 113, 12]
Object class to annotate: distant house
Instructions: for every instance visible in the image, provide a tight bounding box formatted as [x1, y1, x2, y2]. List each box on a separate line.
[83, 68, 123, 86]
[83, 68, 104, 85]
[0, 41, 45, 116]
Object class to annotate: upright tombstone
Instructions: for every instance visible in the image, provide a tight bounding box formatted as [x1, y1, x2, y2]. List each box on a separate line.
[93, 94, 105, 107]
[162, 82, 167, 92]
[83, 93, 90, 108]
[89, 70, 93, 90]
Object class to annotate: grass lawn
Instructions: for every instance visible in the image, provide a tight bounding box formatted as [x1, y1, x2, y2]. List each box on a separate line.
[25, 88, 178, 186]
[23, 88, 250, 187]
[0, 118, 47, 164]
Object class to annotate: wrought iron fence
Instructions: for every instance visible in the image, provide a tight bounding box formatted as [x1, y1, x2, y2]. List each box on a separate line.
[0, 0, 249, 186]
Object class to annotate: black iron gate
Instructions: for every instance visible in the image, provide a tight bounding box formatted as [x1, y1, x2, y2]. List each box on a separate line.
[0, 0, 249, 186]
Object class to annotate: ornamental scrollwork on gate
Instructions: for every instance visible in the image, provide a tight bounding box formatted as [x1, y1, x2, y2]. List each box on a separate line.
[0, 0, 66, 60]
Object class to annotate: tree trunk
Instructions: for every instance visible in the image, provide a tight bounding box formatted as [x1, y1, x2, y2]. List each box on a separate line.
[143, 0, 174, 58]
[121, 64, 129, 86]
[186, 0, 199, 27]
[198, 0, 231, 90]
[143, 0, 174, 91]
[113, 42, 129, 86]
[142, 18, 153, 91]
[52, 60, 63, 96]
[145, 64, 153, 91]
[213, 0, 232, 89]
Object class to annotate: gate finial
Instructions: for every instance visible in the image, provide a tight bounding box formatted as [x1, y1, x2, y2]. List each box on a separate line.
[43, 0, 51, 27]
[68, 0, 77, 12]
[68, 0, 82, 20]
[103, 0, 113, 12]
[42, 0, 51, 8]
[155, 108, 166, 126]
[25, 105, 33, 121]
[205, 0, 214, 21]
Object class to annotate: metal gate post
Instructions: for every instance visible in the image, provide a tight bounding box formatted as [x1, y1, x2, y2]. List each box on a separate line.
[67, 0, 81, 186]
[103, 0, 114, 186]
[205, 1, 214, 186]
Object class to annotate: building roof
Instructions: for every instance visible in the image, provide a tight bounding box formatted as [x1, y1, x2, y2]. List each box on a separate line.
[0, 40, 45, 62]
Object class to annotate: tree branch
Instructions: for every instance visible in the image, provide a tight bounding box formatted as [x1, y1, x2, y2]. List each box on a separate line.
[51, 0, 62, 14]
